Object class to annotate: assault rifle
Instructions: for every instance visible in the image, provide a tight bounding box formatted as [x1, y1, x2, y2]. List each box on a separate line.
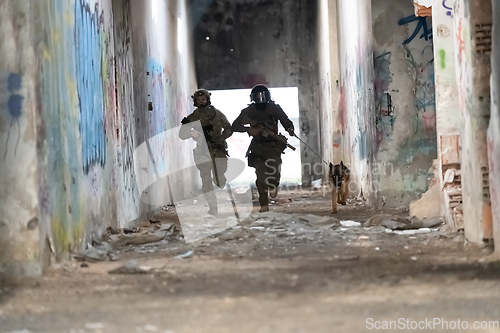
[245, 117, 296, 151]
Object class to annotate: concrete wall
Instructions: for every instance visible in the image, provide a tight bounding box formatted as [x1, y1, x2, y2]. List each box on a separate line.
[432, 0, 463, 227]
[453, 0, 492, 242]
[190, 0, 322, 184]
[338, 0, 377, 205]
[0, 0, 196, 279]
[488, 0, 500, 251]
[371, 0, 437, 209]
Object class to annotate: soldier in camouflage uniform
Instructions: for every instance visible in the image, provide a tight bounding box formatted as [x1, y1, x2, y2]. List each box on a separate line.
[232, 85, 295, 212]
[179, 89, 233, 215]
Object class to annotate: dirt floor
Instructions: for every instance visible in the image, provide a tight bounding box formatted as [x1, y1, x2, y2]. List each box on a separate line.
[1, 190, 500, 333]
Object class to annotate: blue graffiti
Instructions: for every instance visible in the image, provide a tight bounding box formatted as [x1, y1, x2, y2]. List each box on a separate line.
[442, 0, 453, 17]
[7, 73, 22, 93]
[7, 95, 23, 118]
[147, 58, 167, 136]
[398, 15, 433, 45]
[75, 0, 106, 173]
[3, 72, 23, 159]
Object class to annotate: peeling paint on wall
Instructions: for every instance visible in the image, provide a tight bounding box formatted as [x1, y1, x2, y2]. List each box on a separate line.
[371, 0, 437, 208]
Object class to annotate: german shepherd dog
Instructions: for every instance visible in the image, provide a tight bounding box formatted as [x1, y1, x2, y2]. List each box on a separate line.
[329, 161, 350, 213]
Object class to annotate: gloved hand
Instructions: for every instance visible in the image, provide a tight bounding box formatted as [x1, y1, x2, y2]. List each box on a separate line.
[287, 128, 295, 137]
[248, 127, 261, 137]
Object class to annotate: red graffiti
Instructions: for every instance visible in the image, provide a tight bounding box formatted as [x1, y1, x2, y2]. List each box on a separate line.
[456, 20, 466, 66]
[338, 86, 347, 134]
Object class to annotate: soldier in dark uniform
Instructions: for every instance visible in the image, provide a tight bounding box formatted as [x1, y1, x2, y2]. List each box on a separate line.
[231, 85, 295, 212]
[179, 89, 233, 215]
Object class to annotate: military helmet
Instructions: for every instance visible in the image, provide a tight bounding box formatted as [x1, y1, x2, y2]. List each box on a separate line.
[250, 85, 271, 104]
[191, 88, 211, 107]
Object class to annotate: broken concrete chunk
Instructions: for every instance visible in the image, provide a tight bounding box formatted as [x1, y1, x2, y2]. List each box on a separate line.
[340, 220, 362, 227]
[108, 260, 151, 274]
[218, 227, 255, 241]
[444, 168, 456, 184]
[365, 214, 409, 228]
[106, 226, 121, 235]
[111, 230, 168, 248]
[444, 186, 462, 196]
[75, 242, 113, 262]
[409, 183, 441, 219]
[382, 220, 409, 230]
[411, 217, 444, 229]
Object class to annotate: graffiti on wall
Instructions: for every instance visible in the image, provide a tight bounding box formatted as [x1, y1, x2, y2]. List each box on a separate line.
[442, 0, 453, 18]
[398, 11, 436, 142]
[2, 73, 24, 159]
[372, 5, 437, 166]
[75, 0, 107, 174]
[35, 0, 118, 256]
[147, 59, 167, 137]
[398, 15, 433, 45]
[405, 45, 436, 140]
[113, 0, 137, 198]
[374, 52, 395, 148]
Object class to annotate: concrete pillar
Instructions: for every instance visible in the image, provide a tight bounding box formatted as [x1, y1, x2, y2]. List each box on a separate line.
[432, 0, 462, 228]
[0, 1, 43, 279]
[489, 0, 500, 253]
[338, 0, 376, 205]
[453, 0, 492, 243]
[317, 0, 343, 170]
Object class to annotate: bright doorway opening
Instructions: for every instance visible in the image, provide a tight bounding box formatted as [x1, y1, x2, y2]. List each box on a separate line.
[210, 87, 301, 186]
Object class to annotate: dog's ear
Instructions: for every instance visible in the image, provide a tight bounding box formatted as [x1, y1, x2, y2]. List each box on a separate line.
[340, 161, 344, 168]
[329, 162, 333, 173]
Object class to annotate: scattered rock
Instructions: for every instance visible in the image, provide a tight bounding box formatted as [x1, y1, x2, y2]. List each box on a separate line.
[138, 220, 152, 228]
[110, 230, 168, 247]
[108, 260, 151, 274]
[74, 242, 113, 262]
[106, 226, 121, 235]
[340, 220, 362, 227]
[218, 227, 255, 241]
[365, 214, 443, 231]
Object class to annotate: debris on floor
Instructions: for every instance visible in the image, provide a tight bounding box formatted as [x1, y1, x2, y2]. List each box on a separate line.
[108, 260, 152, 274]
[218, 226, 256, 241]
[74, 241, 113, 262]
[365, 214, 443, 230]
[175, 250, 194, 259]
